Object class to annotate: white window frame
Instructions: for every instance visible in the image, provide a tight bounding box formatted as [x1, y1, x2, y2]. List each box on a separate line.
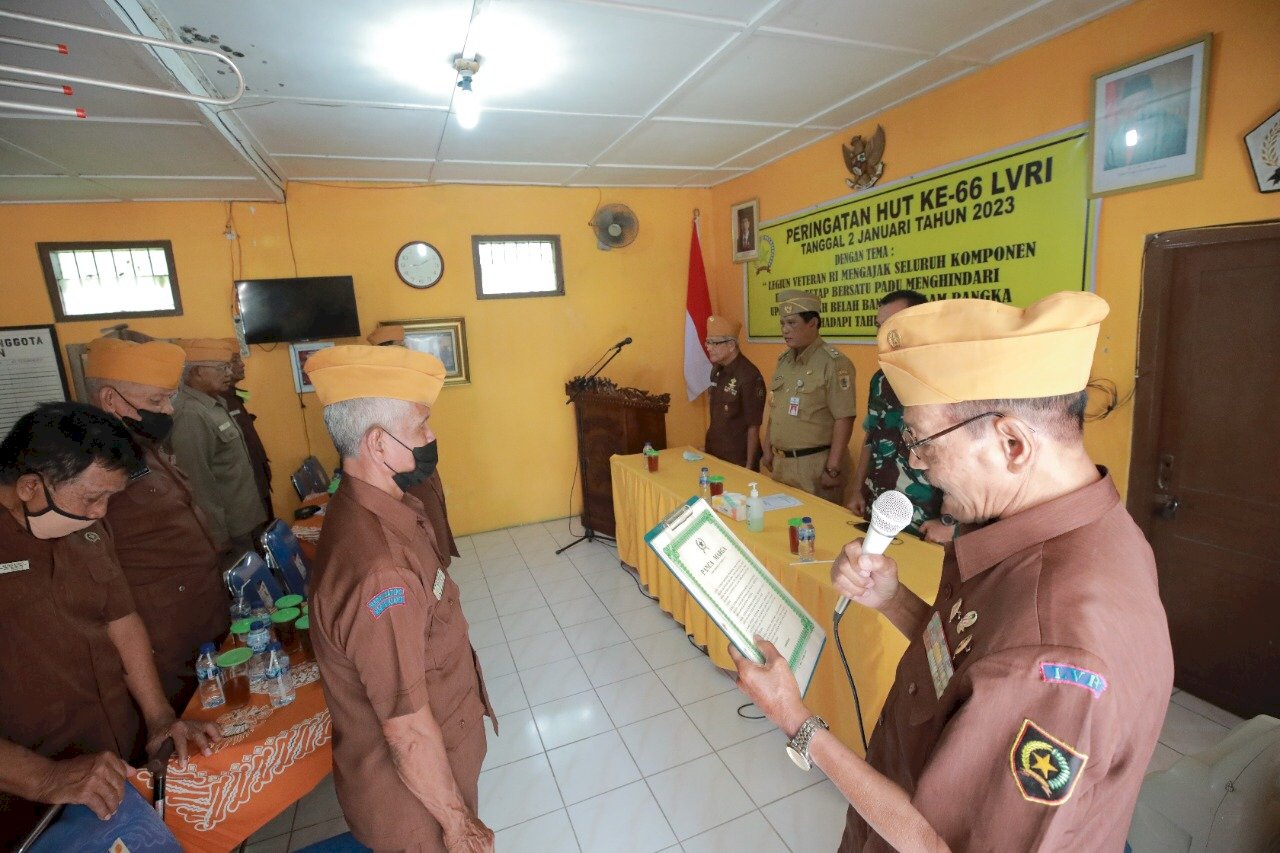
[38, 240, 183, 322]
[471, 235, 565, 300]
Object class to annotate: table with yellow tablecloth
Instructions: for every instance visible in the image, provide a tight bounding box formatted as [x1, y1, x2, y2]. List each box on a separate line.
[612, 446, 943, 753]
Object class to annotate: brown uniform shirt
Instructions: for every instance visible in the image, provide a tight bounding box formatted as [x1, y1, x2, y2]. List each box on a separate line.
[169, 385, 268, 547]
[706, 353, 766, 468]
[311, 474, 493, 850]
[222, 388, 273, 520]
[102, 441, 231, 708]
[840, 471, 1173, 851]
[407, 470, 460, 569]
[0, 514, 140, 846]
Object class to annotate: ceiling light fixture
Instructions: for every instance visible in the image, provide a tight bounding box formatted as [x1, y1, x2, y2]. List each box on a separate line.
[453, 55, 481, 130]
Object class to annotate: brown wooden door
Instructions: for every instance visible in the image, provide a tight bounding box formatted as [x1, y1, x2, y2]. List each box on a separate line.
[1129, 222, 1280, 718]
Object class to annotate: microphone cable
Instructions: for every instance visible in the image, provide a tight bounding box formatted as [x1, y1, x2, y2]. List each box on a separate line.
[833, 607, 870, 754]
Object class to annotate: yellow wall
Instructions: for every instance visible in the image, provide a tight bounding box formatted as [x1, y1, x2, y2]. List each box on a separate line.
[0, 186, 711, 534]
[706, 0, 1279, 497]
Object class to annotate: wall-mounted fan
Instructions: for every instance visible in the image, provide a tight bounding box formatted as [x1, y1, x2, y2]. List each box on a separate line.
[590, 203, 639, 250]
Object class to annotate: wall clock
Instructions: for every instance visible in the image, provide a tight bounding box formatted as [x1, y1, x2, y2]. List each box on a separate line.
[395, 241, 444, 289]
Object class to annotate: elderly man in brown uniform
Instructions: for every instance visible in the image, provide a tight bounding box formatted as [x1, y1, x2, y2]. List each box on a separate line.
[222, 340, 274, 520]
[731, 292, 1173, 851]
[170, 338, 267, 555]
[0, 403, 218, 847]
[704, 314, 766, 470]
[761, 289, 858, 502]
[307, 345, 494, 852]
[85, 337, 230, 711]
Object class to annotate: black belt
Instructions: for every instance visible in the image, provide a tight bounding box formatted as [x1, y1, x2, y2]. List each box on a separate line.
[775, 445, 830, 458]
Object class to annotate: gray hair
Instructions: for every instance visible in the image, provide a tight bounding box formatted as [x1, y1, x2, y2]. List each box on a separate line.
[322, 397, 415, 459]
[949, 390, 1088, 442]
[84, 376, 110, 401]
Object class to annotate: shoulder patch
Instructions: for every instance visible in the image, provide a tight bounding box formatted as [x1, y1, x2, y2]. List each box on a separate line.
[838, 372, 851, 391]
[367, 586, 406, 619]
[1039, 662, 1108, 699]
[1009, 719, 1088, 806]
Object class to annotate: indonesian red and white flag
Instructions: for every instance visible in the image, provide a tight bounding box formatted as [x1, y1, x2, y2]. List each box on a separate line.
[684, 218, 713, 401]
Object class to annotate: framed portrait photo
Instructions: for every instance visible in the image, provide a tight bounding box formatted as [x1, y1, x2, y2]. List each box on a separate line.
[289, 341, 333, 394]
[1245, 106, 1280, 194]
[731, 199, 759, 263]
[389, 317, 470, 387]
[1089, 35, 1211, 196]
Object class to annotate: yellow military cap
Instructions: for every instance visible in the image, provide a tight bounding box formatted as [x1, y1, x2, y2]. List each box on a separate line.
[366, 325, 406, 347]
[877, 291, 1109, 406]
[176, 337, 237, 363]
[85, 337, 185, 390]
[776, 289, 821, 316]
[706, 315, 740, 341]
[307, 345, 446, 407]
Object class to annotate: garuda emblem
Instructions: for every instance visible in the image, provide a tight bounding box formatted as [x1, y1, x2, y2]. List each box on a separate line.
[842, 125, 886, 191]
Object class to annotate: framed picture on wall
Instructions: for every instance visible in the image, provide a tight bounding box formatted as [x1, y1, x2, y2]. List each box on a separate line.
[1244, 105, 1280, 194]
[289, 341, 333, 394]
[730, 199, 759, 263]
[387, 317, 470, 387]
[1089, 35, 1211, 196]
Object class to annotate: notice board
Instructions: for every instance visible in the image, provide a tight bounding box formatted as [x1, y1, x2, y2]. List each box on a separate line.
[0, 325, 70, 437]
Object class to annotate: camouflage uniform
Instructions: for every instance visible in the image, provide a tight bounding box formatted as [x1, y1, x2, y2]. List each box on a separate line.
[860, 369, 943, 533]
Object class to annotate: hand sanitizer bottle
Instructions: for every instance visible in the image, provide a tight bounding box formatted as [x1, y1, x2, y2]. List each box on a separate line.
[746, 482, 764, 533]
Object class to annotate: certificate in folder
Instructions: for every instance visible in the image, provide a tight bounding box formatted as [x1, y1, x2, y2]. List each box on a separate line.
[645, 497, 825, 696]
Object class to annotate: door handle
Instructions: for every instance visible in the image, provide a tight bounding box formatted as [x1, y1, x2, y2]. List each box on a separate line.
[1154, 494, 1180, 520]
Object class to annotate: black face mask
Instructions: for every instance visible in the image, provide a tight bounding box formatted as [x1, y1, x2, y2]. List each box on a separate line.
[110, 387, 174, 442]
[383, 433, 438, 491]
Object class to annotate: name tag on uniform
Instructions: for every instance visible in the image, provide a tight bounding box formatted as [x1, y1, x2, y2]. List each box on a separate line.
[432, 568, 445, 601]
[923, 611, 954, 698]
[787, 396, 801, 416]
[0, 559, 31, 575]
[218, 421, 233, 432]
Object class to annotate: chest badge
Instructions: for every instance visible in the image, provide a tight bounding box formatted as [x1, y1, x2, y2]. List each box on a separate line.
[957, 610, 978, 633]
[83, 531, 101, 543]
[725, 378, 739, 396]
[949, 598, 963, 623]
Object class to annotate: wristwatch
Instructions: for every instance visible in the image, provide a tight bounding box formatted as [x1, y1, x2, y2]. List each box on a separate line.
[785, 715, 829, 771]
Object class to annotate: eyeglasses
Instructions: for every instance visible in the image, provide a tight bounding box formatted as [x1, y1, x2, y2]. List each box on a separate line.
[704, 339, 733, 347]
[901, 411, 1003, 457]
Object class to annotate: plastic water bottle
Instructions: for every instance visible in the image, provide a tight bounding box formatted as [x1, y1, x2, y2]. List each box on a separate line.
[699, 467, 710, 499]
[195, 643, 225, 709]
[264, 642, 295, 708]
[798, 516, 816, 559]
[229, 592, 251, 621]
[246, 618, 271, 653]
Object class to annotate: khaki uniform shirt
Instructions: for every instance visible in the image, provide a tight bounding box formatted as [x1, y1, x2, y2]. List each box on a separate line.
[170, 386, 268, 547]
[0, 514, 140, 847]
[102, 442, 231, 707]
[767, 338, 857, 450]
[311, 475, 494, 850]
[407, 471, 460, 569]
[706, 353, 766, 468]
[222, 388, 273, 520]
[840, 472, 1173, 851]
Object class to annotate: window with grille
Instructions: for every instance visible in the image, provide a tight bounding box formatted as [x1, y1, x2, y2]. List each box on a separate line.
[37, 241, 183, 322]
[471, 235, 564, 299]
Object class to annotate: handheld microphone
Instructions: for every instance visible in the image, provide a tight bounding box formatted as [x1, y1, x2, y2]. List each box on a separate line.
[836, 489, 913, 615]
[614, 336, 633, 349]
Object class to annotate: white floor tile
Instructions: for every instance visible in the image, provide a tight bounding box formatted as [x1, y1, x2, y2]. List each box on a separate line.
[461, 595, 498, 624]
[453, 573, 491, 598]
[527, 556, 581, 577]
[520, 657, 593, 706]
[495, 808, 581, 853]
[647, 754, 755, 840]
[656, 656, 737, 706]
[631, 627, 704, 671]
[244, 837, 289, 853]
[485, 568, 540, 594]
[531, 691, 615, 750]
[541, 517, 574, 537]
[477, 642, 516, 678]
[484, 672, 530, 716]
[510, 628, 576, 670]
[473, 529, 516, 549]
[555, 594, 611, 628]
[517, 542, 563, 565]
[483, 552, 530, 576]
[1146, 742, 1183, 775]
[571, 550, 622, 574]
[469, 617, 507, 650]
[476, 539, 522, 562]
[500, 605, 561, 640]
[619, 708, 713, 776]
[685, 691, 775, 750]
[596, 671, 679, 728]
[596, 583, 659, 615]
[1169, 690, 1245, 730]
[563, 615, 631, 654]
[492, 587, 548, 616]
[449, 562, 484, 583]
[292, 774, 342, 828]
[246, 803, 295, 841]
[287, 815, 349, 851]
[567, 780, 677, 853]
[548, 730, 642, 804]
[478, 753, 564, 831]
[616, 605, 679, 640]
[583, 566, 636, 593]
[681, 810, 789, 853]
[538, 575, 595, 604]
[1160, 700, 1231, 756]
[720, 731, 825, 806]
[579, 642, 652, 688]
[761, 779, 849, 852]
[483, 708, 545, 771]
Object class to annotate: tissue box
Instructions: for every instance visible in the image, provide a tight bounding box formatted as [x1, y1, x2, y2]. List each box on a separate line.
[712, 493, 748, 521]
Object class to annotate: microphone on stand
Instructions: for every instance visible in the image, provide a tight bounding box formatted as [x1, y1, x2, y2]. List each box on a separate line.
[836, 489, 914, 615]
[613, 336, 633, 349]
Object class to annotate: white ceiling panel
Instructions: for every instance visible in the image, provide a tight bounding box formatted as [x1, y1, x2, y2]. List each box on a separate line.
[602, 120, 784, 168]
[678, 167, 751, 186]
[764, 0, 1039, 53]
[0, 140, 64, 175]
[0, 118, 255, 176]
[613, 0, 778, 25]
[0, 175, 117, 201]
[237, 101, 448, 159]
[437, 109, 636, 163]
[658, 32, 919, 124]
[947, 0, 1130, 63]
[432, 161, 583, 185]
[719, 126, 832, 169]
[807, 56, 980, 129]
[569, 165, 704, 186]
[87, 175, 274, 200]
[275, 155, 434, 181]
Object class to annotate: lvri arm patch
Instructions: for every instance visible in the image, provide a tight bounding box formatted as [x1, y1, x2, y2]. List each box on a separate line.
[1039, 661, 1108, 698]
[1009, 719, 1088, 805]
[367, 587, 406, 619]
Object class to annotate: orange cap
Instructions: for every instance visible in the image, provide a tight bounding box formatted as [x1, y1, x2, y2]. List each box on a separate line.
[706, 315, 740, 341]
[175, 337, 237, 363]
[307, 345, 446, 407]
[366, 325, 406, 346]
[85, 337, 185, 391]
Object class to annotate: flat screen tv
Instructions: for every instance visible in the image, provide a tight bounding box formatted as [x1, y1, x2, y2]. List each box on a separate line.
[235, 275, 360, 344]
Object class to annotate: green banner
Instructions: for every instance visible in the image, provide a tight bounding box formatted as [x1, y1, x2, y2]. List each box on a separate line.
[746, 130, 1094, 342]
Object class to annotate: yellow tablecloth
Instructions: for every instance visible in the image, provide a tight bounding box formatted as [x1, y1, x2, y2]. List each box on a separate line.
[612, 446, 943, 754]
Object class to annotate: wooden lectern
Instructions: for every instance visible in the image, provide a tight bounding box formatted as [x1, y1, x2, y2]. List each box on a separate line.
[565, 376, 670, 542]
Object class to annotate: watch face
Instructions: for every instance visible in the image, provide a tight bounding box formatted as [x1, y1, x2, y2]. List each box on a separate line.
[786, 744, 811, 771]
[396, 241, 443, 289]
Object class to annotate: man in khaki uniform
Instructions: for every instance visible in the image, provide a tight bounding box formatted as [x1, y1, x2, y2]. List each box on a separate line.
[704, 315, 766, 470]
[306, 345, 494, 852]
[86, 337, 230, 711]
[169, 338, 267, 555]
[731, 292, 1173, 851]
[222, 341, 273, 520]
[761, 289, 857, 502]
